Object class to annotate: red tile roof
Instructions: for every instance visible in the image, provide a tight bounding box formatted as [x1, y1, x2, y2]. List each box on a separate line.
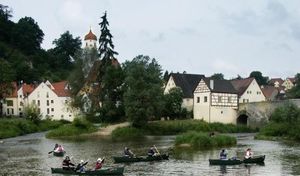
[21, 83, 35, 97]
[261, 85, 278, 99]
[52, 81, 70, 97]
[269, 78, 284, 85]
[231, 77, 254, 96]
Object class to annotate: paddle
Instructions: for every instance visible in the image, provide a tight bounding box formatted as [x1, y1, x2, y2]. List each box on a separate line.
[153, 145, 163, 159]
[48, 151, 54, 154]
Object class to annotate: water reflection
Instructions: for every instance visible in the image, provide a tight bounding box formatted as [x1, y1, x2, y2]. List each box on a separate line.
[0, 133, 300, 175]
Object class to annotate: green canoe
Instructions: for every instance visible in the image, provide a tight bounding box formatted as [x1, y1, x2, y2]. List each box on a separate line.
[243, 155, 265, 164]
[113, 154, 169, 163]
[209, 155, 266, 165]
[53, 151, 65, 157]
[51, 167, 124, 175]
[209, 159, 243, 165]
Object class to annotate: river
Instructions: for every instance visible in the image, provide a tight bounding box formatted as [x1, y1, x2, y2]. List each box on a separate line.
[0, 133, 300, 176]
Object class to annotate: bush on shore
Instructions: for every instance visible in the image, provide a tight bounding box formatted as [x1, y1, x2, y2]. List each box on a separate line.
[46, 118, 97, 138]
[0, 118, 66, 139]
[175, 131, 237, 149]
[144, 120, 256, 135]
[111, 127, 145, 141]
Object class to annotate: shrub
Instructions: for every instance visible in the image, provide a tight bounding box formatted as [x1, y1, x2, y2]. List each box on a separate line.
[24, 104, 41, 124]
[111, 127, 145, 141]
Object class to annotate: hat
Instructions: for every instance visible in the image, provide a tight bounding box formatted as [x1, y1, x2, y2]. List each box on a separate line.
[97, 158, 102, 162]
[80, 160, 84, 164]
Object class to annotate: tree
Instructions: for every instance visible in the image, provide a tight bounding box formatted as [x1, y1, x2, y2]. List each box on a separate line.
[163, 70, 169, 82]
[163, 87, 183, 119]
[123, 55, 164, 127]
[210, 73, 224, 80]
[12, 17, 44, 55]
[0, 58, 15, 100]
[0, 4, 14, 43]
[98, 11, 118, 64]
[249, 71, 268, 85]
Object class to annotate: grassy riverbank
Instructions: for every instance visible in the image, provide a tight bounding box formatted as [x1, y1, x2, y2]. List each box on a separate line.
[256, 103, 300, 142]
[0, 118, 66, 139]
[175, 131, 236, 149]
[46, 118, 97, 138]
[111, 119, 256, 140]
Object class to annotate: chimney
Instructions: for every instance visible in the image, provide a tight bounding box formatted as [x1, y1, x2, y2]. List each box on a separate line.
[210, 80, 214, 90]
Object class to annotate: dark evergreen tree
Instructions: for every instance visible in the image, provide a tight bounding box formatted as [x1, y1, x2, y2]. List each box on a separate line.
[210, 73, 224, 80]
[163, 70, 169, 82]
[249, 71, 268, 85]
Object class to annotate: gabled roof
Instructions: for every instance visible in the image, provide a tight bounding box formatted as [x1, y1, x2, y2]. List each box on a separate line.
[170, 73, 205, 98]
[203, 78, 238, 94]
[287, 77, 296, 83]
[52, 81, 70, 97]
[261, 85, 278, 99]
[269, 78, 284, 85]
[231, 77, 254, 96]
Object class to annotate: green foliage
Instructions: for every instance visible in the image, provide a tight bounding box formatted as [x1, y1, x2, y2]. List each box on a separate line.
[24, 104, 41, 124]
[210, 73, 224, 80]
[269, 103, 300, 123]
[143, 120, 256, 135]
[163, 87, 184, 119]
[123, 55, 164, 127]
[46, 118, 97, 138]
[111, 127, 145, 141]
[175, 131, 237, 149]
[0, 118, 65, 139]
[249, 71, 268, 85]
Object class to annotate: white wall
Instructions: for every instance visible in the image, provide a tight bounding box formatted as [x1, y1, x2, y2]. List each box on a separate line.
[182, 98, 193, 111]
[2, 97, 18, 116]
[163, 76, 176, 94]
[240, 79, 265, 103]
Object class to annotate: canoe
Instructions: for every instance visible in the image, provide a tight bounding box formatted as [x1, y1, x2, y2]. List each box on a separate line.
[51, 167, 124, 175]
[209, 159, 243, 165]
[243, 155, 265, 164]
[113, 154, 169, 163]
[209, 155, 265, 165]
[53, 151, 65, 157]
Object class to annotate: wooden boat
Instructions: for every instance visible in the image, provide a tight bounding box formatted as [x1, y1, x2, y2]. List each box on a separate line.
[209, 159, 243, 165]
[53, 151, 65, 157]
[209, 155, 265, 165]
[113, 154, 169, 163]
[243, 155, 265, 164]
[51, 167, 124, 175]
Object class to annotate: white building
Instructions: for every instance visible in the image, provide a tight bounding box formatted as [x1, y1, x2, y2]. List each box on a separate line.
[231, 77, 265, 103]
[193, 79, 238, 124]
[282, 78, 296, 90]
[2, 81, 77, 121]
[164, 73, 205, 111]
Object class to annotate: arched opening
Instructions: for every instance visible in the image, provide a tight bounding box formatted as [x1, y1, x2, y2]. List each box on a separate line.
[237, 114, 248, 125]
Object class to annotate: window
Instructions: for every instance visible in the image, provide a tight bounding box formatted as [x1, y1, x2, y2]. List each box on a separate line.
[38, 108, 41, 114]
[32, 100, 36, 105]
[221, 111, 223, 114]
[19, 108, 21, 111]
[218, 96, 222, 103]
[228, 97, 231, 103]
[37, 100, 40, 106]
[51, 108, 54, 112]
[65, 100, 68, 104]
[243, 99, 246, 103]
[6, 100, 13, 106]
[197, 97, 200, 103]
[7, 108, 9, 115]
[37, 92, 40, 98]
[11, 109, 14, 115]
[204, 96, 208, 102]
[47, 100, 49, 106]
[19, 95, 22, 98]
[20, 102, 23, 106]
[46, 92, 49, 98]
[51, 100, 54, 103]
[47, 108, 49, 114]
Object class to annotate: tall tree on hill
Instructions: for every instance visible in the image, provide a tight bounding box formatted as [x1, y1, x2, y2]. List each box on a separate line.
[12, 17, 44, 55]
[0, 4, 14, 44]
[249, 71, 268, 85]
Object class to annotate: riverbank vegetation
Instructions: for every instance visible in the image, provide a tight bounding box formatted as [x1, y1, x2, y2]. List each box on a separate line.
[111, 119, 256, 140]
[256, 103, 300, 141]
[46, 118, 97, 138]
[111, 127, 145, 141]
[0, 118, 66, 139]
[175, 131, 236, 149]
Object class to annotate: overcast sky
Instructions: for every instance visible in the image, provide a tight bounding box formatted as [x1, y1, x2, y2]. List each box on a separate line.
[3, 0, 300, 79]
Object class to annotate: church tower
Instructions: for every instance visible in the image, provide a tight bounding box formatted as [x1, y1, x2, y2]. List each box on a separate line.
[84, 29, 97, 49]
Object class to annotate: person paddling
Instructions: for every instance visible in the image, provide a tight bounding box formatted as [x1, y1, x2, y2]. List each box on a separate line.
[95, 158, 105, 170]
[55, 145, 64, 153]
[244, 148, 253, 159]
[148, 145, 159, 157]
[219, 149, 227, 160]
[124, 147, 135, 157]
[62, 156, 75, 170]
[75, 160, 88, 173]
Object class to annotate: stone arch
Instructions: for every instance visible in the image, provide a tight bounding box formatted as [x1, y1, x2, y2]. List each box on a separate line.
[237, 114, 248, 125]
